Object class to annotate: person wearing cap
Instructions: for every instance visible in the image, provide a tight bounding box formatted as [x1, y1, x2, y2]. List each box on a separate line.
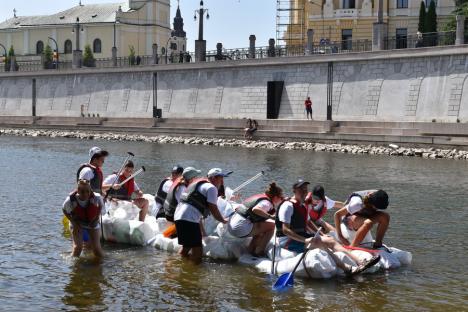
[334, 190, 390, 248]
[153, 165, 184, 218]
[77, 147, 109, 195]
[305, 185, 344, 234]
[174, 167, 228, 264]
[207, 168, 233, 199]
[277, 180, 381, 275]
[103, 160, 149, 222]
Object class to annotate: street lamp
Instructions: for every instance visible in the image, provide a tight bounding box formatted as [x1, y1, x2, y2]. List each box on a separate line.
[194, 0, 209, 62]
[165, 36, 177, 64]
[71, 17, 84, 68]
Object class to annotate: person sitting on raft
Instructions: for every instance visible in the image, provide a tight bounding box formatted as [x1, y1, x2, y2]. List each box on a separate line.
[276, 179, 380, 275]
[154, 165, 184, 218]
[305, 185, 344, 234]
[103, 160, 149, 222]
[62, 179, 104, 258]
[228, 182, 284, 257]
[77, 147, 109, 195]
[174, 167, 228, 265]
[334, 190, 390, 249]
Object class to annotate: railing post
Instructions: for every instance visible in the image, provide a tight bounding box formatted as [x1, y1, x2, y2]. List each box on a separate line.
[307, 29, 314, 55]
[112, 47, 117, 67]
[372, 23, 386, 51]
[268, 38, 276, 57]
[456, 15, 466, 45]
[249, 35, 256, 59]
[152, 44, 159, 64]
[216, 42, 223, 60]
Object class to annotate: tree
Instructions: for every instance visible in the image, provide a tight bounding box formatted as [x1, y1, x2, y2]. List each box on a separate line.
[83, 44, 96, 67]
[43, 44, 53, 69]
[425, 0, 438, 33]
[418, 1, 426, 32]
[6, 46, 18, 71]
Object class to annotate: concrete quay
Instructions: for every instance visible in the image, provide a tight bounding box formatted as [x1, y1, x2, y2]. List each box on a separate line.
[3, 116, 468, 149]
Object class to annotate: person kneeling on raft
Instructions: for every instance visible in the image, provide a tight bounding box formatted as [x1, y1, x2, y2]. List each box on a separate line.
[228, 182, 284, 257]
[174, 167, 228, 265]
[305, 185, 344, 234]
[62, 179, 104, 258]
[103, 160, 149, 222]
[276, 179, 380, 275]
[334, 190, 390, 249]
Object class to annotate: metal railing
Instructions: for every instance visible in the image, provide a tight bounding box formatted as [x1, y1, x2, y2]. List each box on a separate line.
[0, 31, 459, 73]
[385, 31, 456, 50]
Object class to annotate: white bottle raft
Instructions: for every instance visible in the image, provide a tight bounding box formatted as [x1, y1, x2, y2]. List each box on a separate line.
[99, 195, 412, 279]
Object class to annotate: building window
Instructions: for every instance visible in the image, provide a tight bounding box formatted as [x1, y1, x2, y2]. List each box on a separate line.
[397, 0, 408, 8]
[64, 40, 73, 54]
[93, 39, 102, 53]
[342, 0, 355, 9]
[396, 28, 408, 49]
[342, 29, 353, 50]
[36, 41, 44, 55]
[170, 42, 177, 51]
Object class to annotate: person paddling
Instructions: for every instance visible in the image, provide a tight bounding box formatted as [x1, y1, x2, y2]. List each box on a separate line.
[62, 179, 104, 258]
[334, 190, 390, 248]
[154, 165, 183, 218]
[174, 167, 228, 264]
[276, 180, 380, 275]
[103, 161, 149, 222]
[228, 182, 284, 257]
[305, 185, 344, 234]
[77, 147, 109, 195]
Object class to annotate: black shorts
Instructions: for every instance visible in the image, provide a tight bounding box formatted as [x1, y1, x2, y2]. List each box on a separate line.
[175, 220, 202, 248]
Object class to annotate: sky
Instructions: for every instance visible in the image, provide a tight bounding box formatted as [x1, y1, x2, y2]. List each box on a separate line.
[0, 0, 277, 51]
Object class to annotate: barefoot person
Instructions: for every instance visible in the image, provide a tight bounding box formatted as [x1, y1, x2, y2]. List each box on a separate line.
[62, 179, 104, 258]
[103, 160, 149, 222]
[77, 147, 109, 195]
[174, 167, 228, 264]
[334, 190, 390, 248]
[228, 182, 284, 256]
[276, 180, 380, 275]
[305, 185, 344, 234]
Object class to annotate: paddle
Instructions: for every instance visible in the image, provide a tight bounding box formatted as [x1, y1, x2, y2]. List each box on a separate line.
[225, 171, 265, 201]
[117, 166, 146, 186]
[101, 152, 134, 238]
[272, 227, 322, 291]
[271, 229, 277, 275]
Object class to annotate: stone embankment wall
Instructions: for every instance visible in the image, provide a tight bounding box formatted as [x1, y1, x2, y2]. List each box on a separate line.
[0, 46, 467, 122]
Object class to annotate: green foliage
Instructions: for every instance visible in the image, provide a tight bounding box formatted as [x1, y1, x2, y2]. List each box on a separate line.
[8, 45, 15, 57]
[83, 44, 95, 67]
[425, 0, 438, 33]
[129, 45, 136, 65]
[442, 2, 468, 31]
[43, 44, 53, 69]
[418, 1, 426, 32]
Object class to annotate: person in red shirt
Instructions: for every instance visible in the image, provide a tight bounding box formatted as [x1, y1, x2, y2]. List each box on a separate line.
[305, 97, 313, 120]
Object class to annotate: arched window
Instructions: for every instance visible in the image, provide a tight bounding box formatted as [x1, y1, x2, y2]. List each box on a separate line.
[64, 40, 73, 54]
[36, 41, 44, 55]
[93, 38, 102, 53]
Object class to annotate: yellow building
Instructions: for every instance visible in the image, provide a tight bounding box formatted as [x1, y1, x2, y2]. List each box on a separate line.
[0, 0, 187, 61]
[279, 0, 456, 47]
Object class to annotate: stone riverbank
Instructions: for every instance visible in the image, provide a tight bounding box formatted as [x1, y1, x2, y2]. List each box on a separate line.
[2, 127, 468, 160]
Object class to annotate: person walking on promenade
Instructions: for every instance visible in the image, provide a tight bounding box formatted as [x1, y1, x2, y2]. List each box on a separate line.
[305, 97, 313, 120]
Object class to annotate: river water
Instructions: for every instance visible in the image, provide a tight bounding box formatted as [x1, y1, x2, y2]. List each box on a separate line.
[0, 135, 467, 311]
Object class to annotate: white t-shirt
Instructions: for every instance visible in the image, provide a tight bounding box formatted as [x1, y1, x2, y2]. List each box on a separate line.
[174, 182, 218, 223]
[62, 192, 105, 229]
[228, 199, 273, 238]
[103, 174, 140, 191]
[345, 190, 377, 215]
[278, 201, 294, 224]
[78, 167, 95, 181]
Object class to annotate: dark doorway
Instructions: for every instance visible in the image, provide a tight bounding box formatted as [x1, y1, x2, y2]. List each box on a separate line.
[267, 81, 284, 119]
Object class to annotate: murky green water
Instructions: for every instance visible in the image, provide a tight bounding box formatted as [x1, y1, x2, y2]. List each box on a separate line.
[1, 135, 467, 311]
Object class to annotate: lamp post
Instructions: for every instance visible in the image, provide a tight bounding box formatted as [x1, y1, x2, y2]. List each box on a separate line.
[72, 17, 84, 68]
[48, 37, 59, 69]
[194, 0, 209, 62]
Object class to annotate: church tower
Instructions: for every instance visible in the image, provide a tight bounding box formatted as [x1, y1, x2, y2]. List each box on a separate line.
[170, 2, 187, 54]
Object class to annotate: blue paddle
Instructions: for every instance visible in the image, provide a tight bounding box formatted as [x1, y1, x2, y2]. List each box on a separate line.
[272, 227, 321, 291]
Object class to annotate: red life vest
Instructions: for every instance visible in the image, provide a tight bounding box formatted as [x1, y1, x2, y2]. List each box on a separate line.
[76, 163, 104, 194]
[69, 191, 101, 225]
[107, 174, 135, 200]
[305, 192, 328, 222]
[180, 178, 211, 218]
[275, 198, 308, 237]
